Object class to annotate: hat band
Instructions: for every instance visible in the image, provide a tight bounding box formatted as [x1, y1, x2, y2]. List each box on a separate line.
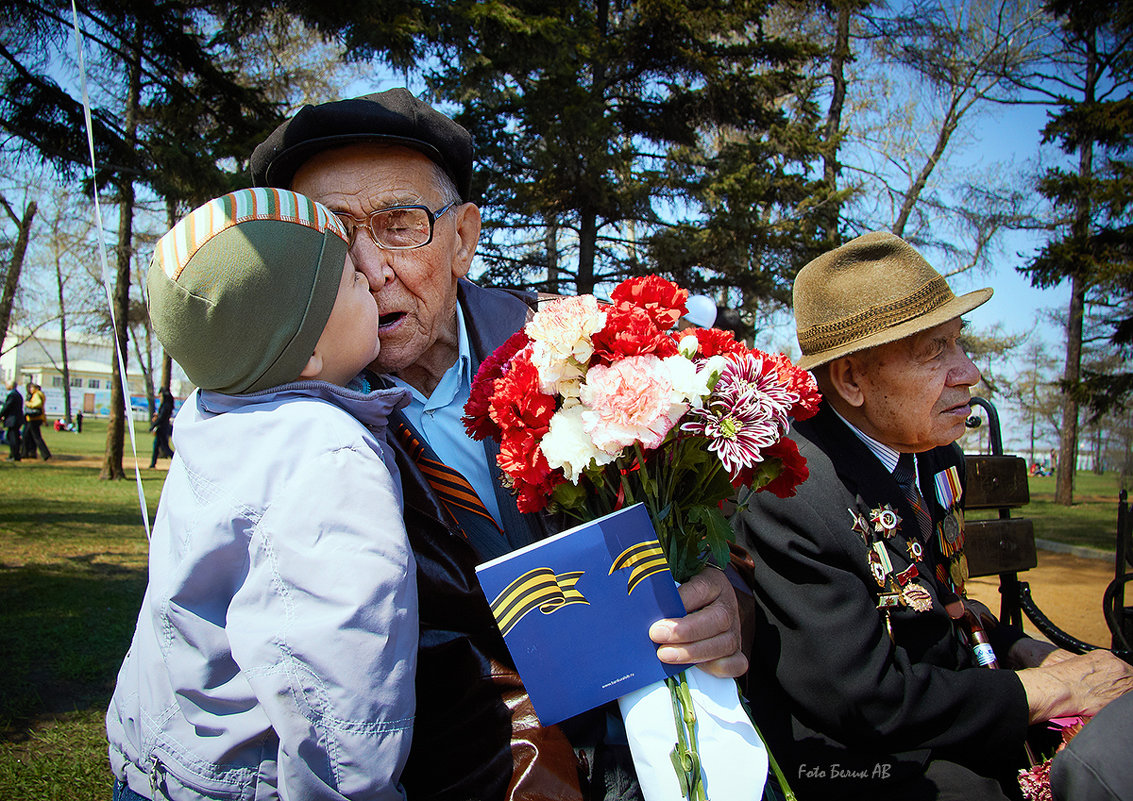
[798, 276, 954, 356]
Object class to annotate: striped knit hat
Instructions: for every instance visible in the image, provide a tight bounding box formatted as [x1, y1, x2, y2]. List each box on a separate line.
[793, 231, 992, 370]
[147, 188, 350, 394]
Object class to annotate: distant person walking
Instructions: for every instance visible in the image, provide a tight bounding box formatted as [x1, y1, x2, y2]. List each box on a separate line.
[2, 381, 23, 461]
[75, 410, 83, 433]
[21, 382, 50, 460]
[148, 388, 175, 468]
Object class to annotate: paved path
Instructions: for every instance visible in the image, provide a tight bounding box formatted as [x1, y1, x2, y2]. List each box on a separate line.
[967, 548, 1121, 648]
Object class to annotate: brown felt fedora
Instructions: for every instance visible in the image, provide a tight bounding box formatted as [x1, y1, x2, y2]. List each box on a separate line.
[793, 231, 992, 370]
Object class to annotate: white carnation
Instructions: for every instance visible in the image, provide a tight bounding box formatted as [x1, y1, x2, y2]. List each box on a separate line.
[541, 405, 614, 482]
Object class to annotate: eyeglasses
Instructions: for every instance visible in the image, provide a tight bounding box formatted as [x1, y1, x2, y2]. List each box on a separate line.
[334, 201, 459, 250]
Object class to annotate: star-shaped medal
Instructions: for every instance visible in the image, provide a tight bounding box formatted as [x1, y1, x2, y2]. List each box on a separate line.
[849, 509, 872, 544]
[870, 504, 902, 539]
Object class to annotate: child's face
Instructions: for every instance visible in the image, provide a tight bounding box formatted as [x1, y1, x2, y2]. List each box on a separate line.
[310, 253, 381, 386]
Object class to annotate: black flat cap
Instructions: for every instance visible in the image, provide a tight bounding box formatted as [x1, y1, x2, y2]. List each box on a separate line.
[250, 88, 473, 201]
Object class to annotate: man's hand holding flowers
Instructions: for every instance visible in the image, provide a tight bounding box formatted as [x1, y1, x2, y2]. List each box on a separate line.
[651, 568, 746, 678]
[464, 275, 819, 801]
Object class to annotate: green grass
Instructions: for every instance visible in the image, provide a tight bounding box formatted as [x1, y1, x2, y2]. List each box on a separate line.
[0, 421, 1127, 798]
[1022, 470, 1128, 551]
[0, 419, 161, 801]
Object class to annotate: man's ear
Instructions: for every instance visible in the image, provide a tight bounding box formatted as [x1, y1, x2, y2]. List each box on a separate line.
[826, 356, 866, 408]
[299, 351, 323, 381]
[451, 202, 481, 281]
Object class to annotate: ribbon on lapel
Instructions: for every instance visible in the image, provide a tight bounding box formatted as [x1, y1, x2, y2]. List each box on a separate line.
[392, 416, 512, 560]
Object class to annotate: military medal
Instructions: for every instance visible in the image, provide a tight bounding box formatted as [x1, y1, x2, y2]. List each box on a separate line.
[870, 504, 902, 538]
[949, 552, 969, 594]
[933, 466, 963, 510]
[849, 508, 871, 544]
[868, 549, 888, 587]
[901, 582, 933, 613]
[941, 512, 962, 545]
[895, 564, 919, 586]
[876, 590, 902, 609]
[906, 540, 924, 562]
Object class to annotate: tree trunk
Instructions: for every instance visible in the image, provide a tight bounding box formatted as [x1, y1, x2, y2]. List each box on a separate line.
[545, 216, 560, 294]
[160, 352, 172, 394]
[821, 1, 851, 238]
[0, 198, 37, 348]
[1054, 272, 1085, 503]
[1093, 423, 1103, 475]
[100, 34, 141, 480]
[576, 210, 598, 295]
[1054, 26, 1098, 506]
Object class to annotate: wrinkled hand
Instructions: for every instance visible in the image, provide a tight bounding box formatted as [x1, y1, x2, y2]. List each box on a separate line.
[1018, 649, 1133, 723]
[649, 567, 747, 678]
[1004, 637, 1072, 670]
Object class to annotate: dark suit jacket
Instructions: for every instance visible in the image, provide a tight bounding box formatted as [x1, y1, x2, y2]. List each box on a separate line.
[734, 403, 1029, 798]
[390, 279, 588, 801]
[1, 388, 23, 430]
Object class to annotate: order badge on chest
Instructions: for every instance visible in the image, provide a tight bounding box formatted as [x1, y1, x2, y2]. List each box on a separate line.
[851, 463, 971, 641]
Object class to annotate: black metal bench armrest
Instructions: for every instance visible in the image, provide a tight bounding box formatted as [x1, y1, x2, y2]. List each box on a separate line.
[1017, 580, 1105, 654]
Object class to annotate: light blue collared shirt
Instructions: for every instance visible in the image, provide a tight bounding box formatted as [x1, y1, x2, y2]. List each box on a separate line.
[830, 406, 923, 493]
[388, 302, 503, 525]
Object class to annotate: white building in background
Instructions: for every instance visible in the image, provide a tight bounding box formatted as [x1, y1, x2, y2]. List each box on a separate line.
[0, 325, 193, 419]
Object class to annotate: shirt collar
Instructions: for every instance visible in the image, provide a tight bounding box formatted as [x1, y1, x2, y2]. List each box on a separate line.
[829, 405, 904, 475]
[389, 301, 472, 408]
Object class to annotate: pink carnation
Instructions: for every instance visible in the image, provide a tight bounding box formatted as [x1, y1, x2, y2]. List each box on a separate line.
[580, 355, 680, 455]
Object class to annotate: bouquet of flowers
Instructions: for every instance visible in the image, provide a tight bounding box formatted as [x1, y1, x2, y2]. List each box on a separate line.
[464, 276, 819, 800]
[1018, 716, 1090, 801]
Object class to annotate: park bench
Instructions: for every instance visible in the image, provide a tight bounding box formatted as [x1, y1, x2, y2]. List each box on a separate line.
[963, 397, 1130, 662]
[1103, 489, 1132, 653]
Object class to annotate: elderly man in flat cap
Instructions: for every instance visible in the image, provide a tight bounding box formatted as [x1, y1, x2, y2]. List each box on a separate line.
[250, 88, 747, 801]
[733, 231, 1133, 800]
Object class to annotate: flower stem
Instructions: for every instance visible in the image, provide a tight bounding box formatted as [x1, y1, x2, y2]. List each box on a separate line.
[666, 672, 707, 801]
[737, 684, 797, 801]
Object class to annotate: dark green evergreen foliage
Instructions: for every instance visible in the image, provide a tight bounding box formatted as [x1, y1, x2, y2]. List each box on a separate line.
[289, 0, 835, 300]
[439, 0, 835, 298]
[1018, 0, 1132, 490]
[0, 0, 280, 207]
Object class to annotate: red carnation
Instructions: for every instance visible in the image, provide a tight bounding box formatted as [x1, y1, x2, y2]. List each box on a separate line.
[497, 430, 562, 513]
[685, 327, 749, 359]
[592, 302, 678, 362]
[611, 276, 688, 330]
[489, 350, 556, 437]
[759, 437, 809, 498]
[464, 330, 532, 440]
[765, 351, 822, 421]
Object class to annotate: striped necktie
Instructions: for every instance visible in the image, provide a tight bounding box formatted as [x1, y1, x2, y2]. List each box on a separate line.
[391, 417, 511, 560]
[893, 453, 933, 543]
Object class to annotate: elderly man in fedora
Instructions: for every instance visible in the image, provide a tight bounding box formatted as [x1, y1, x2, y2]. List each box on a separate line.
[733, 231, 1133, 800]
[249, 88, 747, 801]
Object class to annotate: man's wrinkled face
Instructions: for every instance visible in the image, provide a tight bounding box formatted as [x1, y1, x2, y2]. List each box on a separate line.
[291, 144, 478, 388]
[849, 318, 981, 452]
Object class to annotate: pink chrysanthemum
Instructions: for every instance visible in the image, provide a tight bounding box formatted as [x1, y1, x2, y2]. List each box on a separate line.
[681, 389, 781, 474]
[1018, 760, 1052, 801]
[715, 352, 800, 432]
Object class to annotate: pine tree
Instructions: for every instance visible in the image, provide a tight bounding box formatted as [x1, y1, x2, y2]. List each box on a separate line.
[1018, 0, 1132, 504]
[1, 0, 281, 477]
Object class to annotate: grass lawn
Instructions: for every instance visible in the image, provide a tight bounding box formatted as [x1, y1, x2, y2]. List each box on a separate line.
[0, 419, 1127, 798]
[1015, 470, 1128, 552]
[0, 419, 162, 800]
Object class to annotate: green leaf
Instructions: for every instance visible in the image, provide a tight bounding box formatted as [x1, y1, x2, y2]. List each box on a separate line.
[688, 504, 734, 569]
